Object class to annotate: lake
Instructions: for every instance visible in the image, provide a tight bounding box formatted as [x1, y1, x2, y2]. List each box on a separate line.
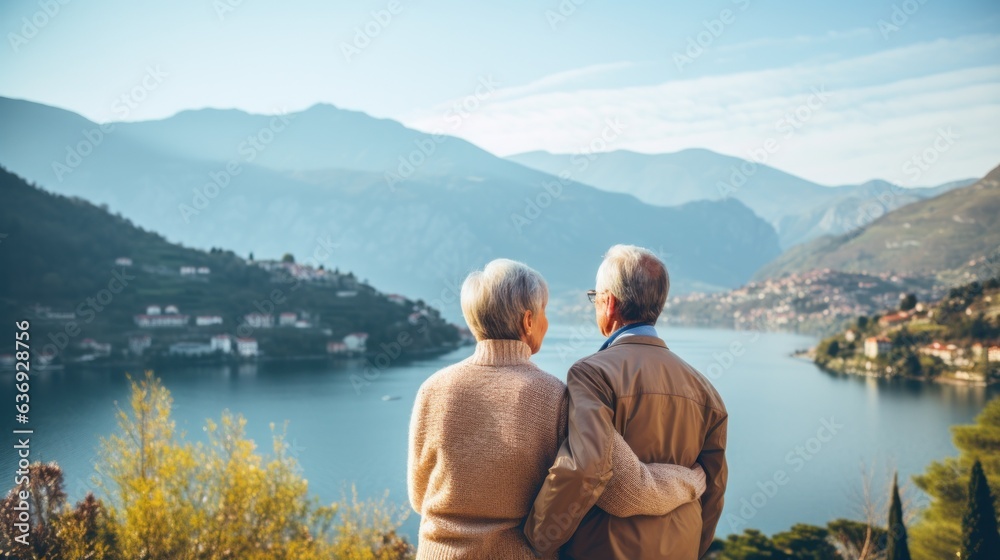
[2, 324, 996, 542]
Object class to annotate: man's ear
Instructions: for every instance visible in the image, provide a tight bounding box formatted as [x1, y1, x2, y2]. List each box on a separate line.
[605, 293, 617, 320]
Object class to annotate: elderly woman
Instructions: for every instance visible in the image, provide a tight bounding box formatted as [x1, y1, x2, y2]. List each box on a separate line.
[407, 259, 705, 559]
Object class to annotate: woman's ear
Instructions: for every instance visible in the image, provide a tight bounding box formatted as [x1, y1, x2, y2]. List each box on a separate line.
[522, 309, 533, 336]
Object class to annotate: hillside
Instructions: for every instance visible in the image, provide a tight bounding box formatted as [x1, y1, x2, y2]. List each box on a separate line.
[508, 149, 971, 248]
[0, 97, 782, 319]
[664, 269, 941, 336]
[755, 164, 1000, 281]
[0, 167, 457, 365]
[813, 277, 1000, 385]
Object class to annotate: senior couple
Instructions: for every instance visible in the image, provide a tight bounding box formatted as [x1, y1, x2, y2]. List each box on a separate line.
[407, 245, 728, 559]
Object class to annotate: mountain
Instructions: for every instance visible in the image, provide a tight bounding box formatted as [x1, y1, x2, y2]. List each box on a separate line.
[753, 164, 1000, 280]
[0, 166, 458, 361]
[507, 149, 973, 248]
[0, 98, 781, 319]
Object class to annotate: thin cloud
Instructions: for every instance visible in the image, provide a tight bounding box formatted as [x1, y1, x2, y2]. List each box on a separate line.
[715, 28, 876, 53]
[402, 34, 1000, 186]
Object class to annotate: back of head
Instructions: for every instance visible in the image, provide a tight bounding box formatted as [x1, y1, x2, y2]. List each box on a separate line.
[596, 244, 669, 324]
[461, 258, 548, 340]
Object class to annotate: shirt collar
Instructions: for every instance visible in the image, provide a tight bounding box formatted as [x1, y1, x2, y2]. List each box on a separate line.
[599, 322, 657, 351]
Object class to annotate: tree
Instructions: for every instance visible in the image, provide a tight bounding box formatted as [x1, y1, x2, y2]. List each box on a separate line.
[857, 316, 869, 331]
[962, 460, 1000, 559]
[282, 252, 295, 263]
[911, 397, 1000, 559]
[828, 518, 887, 559]
[899, 353, 922, 378]
[900, 293, 917, 312]
[0, 462, 67, 558]
[886, 473, 911, 560]
[1, 373, 415, 559]
[772, 524, 838, 560]
[54, 493, 119, 560]
[719, 528, 786, 559]
[826, 340, 840, 358]
[96, 372, 413, 559]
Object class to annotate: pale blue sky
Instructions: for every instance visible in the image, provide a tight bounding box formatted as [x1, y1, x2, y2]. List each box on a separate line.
[2, 0, 998, 185]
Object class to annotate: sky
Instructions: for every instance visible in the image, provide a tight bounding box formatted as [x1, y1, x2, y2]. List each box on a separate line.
[1, 0, 999, 186]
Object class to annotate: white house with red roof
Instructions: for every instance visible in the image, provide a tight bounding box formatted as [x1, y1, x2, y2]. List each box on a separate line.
[134, 314, 189, 328]
[343, 332, 369, 353]
[244, 313, 274, 328]
[211, 334, 232, 354]
[196, 315, 223, 326]
[864, 337, 892, 358]
[236, 338, 258, 358]
[989, 345, 1000, 363]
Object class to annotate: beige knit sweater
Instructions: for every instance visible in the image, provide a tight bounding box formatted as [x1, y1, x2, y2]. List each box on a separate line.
[407, 339, 706, 560]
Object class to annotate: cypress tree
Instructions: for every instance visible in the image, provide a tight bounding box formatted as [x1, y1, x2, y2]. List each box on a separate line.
[886, 472, 912, 560]
[961, 459, 1000, 560]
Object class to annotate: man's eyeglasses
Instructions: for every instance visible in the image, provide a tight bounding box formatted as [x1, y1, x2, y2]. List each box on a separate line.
[587, 290, 599, 304]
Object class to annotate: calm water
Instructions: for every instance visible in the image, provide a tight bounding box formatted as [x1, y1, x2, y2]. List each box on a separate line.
[2, 325, 996, 541]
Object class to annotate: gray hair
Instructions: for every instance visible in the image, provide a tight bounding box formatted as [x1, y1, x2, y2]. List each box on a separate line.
[461, 259, 548, 341]
[596, 244, 669, 324]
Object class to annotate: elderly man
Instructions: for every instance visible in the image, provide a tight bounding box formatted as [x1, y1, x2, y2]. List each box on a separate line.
[524, 245, 728, 559]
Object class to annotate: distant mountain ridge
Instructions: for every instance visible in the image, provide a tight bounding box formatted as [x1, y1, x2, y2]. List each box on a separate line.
[753, 164, 1000, 280]
[0, 97, 781, 319]
[0, 166, 458, 360]
[507, 149, 974, 248]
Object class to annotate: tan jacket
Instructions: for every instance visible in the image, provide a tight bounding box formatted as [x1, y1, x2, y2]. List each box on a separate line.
[524, 335, 728, 559]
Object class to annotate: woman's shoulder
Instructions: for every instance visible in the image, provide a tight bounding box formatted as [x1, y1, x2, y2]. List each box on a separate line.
[416, 359, 470, 394]
[513, 362, 568, 398]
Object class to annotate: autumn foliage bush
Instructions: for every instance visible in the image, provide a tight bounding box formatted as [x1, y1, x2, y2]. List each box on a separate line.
[0, 372, 413, 559]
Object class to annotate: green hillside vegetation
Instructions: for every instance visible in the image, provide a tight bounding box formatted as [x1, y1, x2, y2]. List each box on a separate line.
[756, 164, 1000, 280]
[0, 167, 457, 365]
[814, 277, 1000, 384]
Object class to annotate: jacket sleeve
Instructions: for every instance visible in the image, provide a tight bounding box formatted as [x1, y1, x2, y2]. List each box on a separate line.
[407, 385, 429, 515]
[523, 361, 616, 555]
[698, 414, 728, 558]
[596, 432, 707, 517]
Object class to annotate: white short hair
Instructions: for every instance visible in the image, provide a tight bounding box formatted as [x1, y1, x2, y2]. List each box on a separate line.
[461, 259, 548, 341]
[596, 244, 669, 324]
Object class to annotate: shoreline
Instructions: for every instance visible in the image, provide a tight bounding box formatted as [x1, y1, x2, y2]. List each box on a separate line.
[801, 349, 996, 387]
